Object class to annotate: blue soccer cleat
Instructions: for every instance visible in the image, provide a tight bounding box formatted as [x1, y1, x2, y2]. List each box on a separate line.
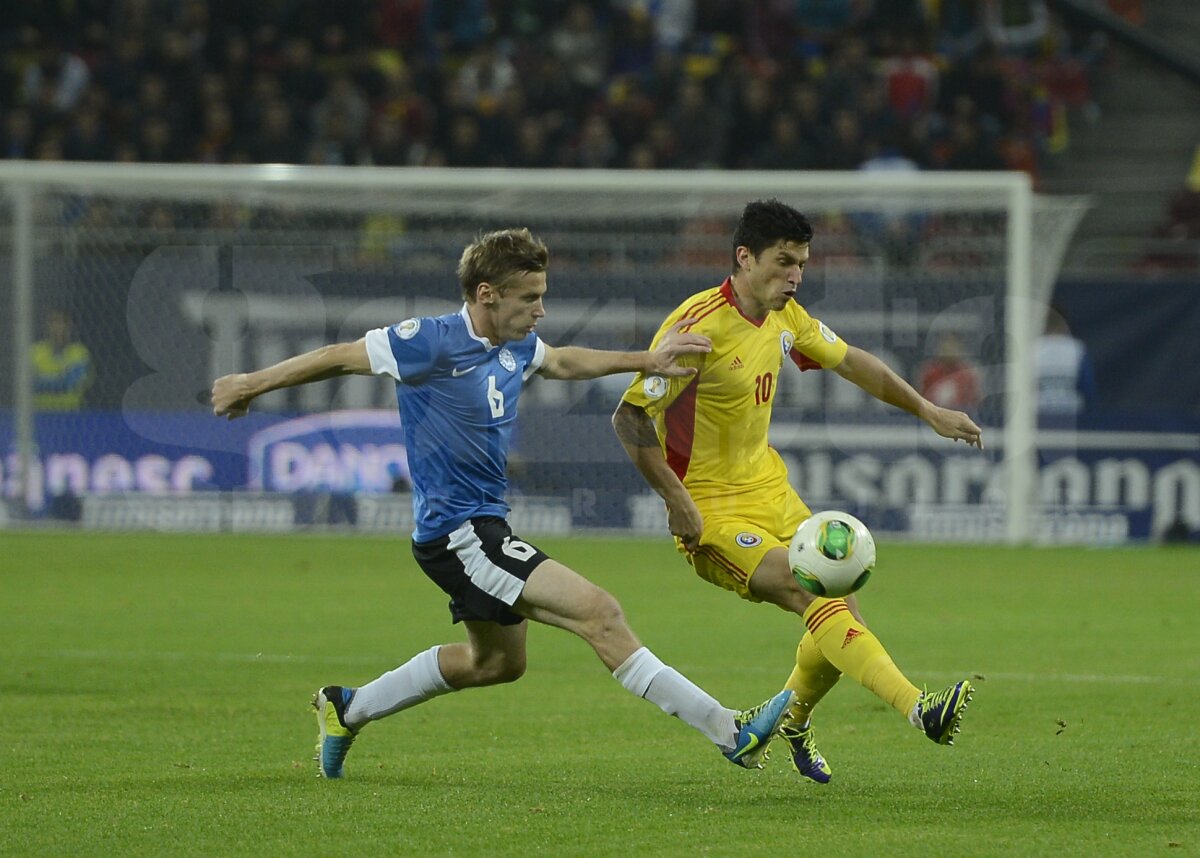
[914, 680, 974, 746]
[779, 719, 832, 783]
[724, 689, 796, 769]
[313, 686, 359, 778]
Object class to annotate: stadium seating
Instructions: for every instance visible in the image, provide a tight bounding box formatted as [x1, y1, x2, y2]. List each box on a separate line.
[1, 1, 1108, 177]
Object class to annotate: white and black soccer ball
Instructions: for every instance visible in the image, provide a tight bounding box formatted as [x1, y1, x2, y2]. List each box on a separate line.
[788, 511, 876, 598]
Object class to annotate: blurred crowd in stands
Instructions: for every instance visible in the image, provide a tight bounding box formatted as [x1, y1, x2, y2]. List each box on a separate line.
[1141, 144, 1200, 273]
[1, 0, 1120, 183]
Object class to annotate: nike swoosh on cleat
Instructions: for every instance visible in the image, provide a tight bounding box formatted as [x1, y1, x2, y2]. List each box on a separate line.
[734, 733, 760, 758]
[451, 365, 478, 377]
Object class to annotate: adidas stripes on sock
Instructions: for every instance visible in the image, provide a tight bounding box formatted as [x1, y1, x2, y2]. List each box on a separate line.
[802, 598, 921, 717]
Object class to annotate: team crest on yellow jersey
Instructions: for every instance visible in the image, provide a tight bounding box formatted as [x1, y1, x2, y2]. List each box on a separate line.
[735, 532, 763, 548]
[643, 375, 668, 399]
[780, 331, 795, 357]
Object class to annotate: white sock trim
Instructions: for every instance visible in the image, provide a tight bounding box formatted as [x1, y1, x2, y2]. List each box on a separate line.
[612, 647, 666, 697]
[613, 647, 736, 748]
[344, 645, 453, 727]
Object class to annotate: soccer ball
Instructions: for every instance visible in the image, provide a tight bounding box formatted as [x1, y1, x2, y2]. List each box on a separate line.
[788, 511, 876, 597]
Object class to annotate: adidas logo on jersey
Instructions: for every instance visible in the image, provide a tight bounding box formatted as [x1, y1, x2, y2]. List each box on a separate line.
[728, 356, 744, 370]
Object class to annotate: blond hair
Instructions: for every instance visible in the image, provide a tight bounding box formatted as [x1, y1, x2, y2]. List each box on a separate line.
[457, 228, 549, 302]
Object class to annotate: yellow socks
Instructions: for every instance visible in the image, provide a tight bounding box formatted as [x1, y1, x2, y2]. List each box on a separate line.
[802, 597, 920, 717]
[785, 630, 842, 723]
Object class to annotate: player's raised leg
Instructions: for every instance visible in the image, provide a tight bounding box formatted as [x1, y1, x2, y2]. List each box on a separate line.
[749, 548, 973, 744]
[516, 557, 794, 767]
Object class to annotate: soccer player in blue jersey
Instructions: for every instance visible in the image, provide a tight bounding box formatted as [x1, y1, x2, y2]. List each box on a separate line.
[211, 228, 794, 778]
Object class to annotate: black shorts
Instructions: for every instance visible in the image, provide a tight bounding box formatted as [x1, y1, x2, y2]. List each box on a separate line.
[411, 516, 550, 626]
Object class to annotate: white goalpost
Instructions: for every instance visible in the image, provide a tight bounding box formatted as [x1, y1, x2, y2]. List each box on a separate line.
[0, 162, 1087, 542]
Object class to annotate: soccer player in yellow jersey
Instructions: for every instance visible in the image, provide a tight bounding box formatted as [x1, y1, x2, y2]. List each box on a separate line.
[613, 199, 984, 783]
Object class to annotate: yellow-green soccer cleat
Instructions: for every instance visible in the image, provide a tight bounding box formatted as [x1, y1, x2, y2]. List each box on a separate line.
[725, 689, 796, 769]
[778, 719, 832, 783]
[914, 680, 974, 745]
[313, 686, 359, 778]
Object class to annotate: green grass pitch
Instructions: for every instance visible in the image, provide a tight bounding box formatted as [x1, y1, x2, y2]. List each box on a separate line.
[1, 530, 1197, 856]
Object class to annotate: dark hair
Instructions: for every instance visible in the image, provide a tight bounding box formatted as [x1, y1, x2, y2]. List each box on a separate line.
[458, 228, 549, 301]
[731, 199, 814, 273]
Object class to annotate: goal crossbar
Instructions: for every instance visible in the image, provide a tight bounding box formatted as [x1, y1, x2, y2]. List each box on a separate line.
[2, 162, 1041, 541]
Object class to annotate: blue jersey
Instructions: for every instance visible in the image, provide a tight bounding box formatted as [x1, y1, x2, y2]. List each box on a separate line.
[364, 306, 546, 542]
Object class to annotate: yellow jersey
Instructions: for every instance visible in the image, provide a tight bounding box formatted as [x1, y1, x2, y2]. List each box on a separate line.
[31, 340, 92, 411]
[621, 278, 848, 506]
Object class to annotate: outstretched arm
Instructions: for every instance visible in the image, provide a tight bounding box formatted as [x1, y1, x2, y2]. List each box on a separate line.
[612, 400, 704, 551]
[834, 345, 984, 448]
[538, 319, 710, 380]
[211, 339, 372, 419]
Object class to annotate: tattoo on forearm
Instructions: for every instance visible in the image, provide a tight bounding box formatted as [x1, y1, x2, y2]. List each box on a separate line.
[613, 403, 660, 448]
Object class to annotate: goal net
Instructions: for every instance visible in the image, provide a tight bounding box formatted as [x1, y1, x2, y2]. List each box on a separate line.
[0, 164, 1086, 540]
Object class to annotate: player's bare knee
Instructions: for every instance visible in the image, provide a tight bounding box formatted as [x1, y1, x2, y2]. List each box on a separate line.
[579, 588, 628, 643]
[472, 650, 527, 686]
[484, 657, 526, 685]
[786, 583, 816, 614]
[749, 552, 816, 614]
[752, 572, 815, 615]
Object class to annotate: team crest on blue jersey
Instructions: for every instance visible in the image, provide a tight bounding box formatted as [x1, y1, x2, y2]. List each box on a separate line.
[735, 532, 763, 548]
[498, 348, 517, 371]
[397, 318, 421, 339]
[780, 331, 795, 357]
